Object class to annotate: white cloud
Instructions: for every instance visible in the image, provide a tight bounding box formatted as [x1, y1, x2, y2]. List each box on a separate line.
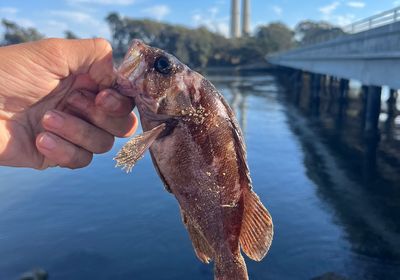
[318, 1, 357, 27]
[0, 7, 18, 15]
[272, 6, 283, 16]
[0, 6, 35, 28]
[49, 10, 110, 38]
[394, 1, 400, 6]
[141, 5, 170, 21]
[50, 10, 101, 26]
[67, 0, 135, 5]
[40, 20, 70, 37]
[347, 1, 365, 8]
[209, 7, 219, 17]
[191, 6, 229, 37]
[334, 14, 356, 26]
[319, 1, 341, 15]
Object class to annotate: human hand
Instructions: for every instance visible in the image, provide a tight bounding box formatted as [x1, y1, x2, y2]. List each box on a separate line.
[0, 38, 137, 169]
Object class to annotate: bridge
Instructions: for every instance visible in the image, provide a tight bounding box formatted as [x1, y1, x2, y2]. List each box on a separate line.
[268, 6, 400, 89]
[268, 6, 400, 134]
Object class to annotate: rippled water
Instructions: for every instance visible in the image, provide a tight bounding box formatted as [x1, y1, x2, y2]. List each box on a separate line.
[0, 73, 399, 280]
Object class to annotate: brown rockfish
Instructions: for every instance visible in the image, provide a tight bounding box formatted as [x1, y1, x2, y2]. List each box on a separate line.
[114, 39, 273, 280]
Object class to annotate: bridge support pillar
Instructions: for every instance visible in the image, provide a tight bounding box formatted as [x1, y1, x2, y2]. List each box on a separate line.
[293, 70, 303, 105]
[387, 89, 397, 118]
[364, 85, 381, 134]
[385, 89, 397, 137]
[339, 79, 349, 100]
[310, 73, 321, 115]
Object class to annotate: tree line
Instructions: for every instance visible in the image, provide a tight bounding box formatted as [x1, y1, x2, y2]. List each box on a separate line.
[1, 13, 345, 68]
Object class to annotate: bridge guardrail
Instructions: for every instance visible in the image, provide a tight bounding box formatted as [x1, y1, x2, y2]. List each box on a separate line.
[344, 6, 400, 33]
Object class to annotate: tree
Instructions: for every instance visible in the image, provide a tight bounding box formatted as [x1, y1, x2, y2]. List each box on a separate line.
[255, 22, 294, 54]
[103, 12, 293, 68]
[105, 12, 127, 57]
[64, 30, 79, 39]
[1, 19, 44, 45]
[295, 20, 345, 45]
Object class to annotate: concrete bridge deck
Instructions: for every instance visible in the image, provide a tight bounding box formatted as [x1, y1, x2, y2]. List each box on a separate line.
[268, 16, 400, 89]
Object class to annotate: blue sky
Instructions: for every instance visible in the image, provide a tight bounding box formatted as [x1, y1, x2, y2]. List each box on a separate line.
[0, 0, 399, 38]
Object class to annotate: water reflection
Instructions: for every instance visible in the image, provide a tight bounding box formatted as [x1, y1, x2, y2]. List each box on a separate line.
[229, 85, 248, 134]
[0, 72, 400, 279]
[278, 70, 400, 279]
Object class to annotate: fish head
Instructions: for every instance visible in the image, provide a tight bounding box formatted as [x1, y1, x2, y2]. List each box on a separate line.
[117, 39, 200, 122]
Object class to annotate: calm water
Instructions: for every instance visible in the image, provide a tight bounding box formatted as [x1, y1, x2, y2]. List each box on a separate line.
[0, 73, 399, 280]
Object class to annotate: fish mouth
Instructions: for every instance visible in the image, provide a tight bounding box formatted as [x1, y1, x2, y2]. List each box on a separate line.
[117, 39, 149, 80]
[117, 47, 143, 79]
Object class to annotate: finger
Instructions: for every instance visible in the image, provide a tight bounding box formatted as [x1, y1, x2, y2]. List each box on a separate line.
[36, 132, 93, 169]
[95, 88, 135, 117]
[30, 38, 115, 88]
[63, 38, 115, 88]
[67, 90, 138, 137]
[42, 110, 114, 154]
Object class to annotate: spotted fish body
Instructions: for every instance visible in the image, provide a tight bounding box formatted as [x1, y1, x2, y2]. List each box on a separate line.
[115, 40, 273, 280]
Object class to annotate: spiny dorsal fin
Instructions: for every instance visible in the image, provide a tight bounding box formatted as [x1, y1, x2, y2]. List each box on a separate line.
[239, 189, 273, 261]
[180, 208, 213, 264]
[114, 123, 165, 172]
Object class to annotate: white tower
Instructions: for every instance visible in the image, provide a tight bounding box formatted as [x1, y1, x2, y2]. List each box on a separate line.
[242, 0, 251, 36]
[231, 0, 241, 38]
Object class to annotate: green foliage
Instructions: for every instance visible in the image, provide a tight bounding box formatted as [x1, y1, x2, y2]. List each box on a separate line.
[295, 20, 346, 45]
[255, 22, 294, 53]
[64, 30, 79, 39]
[1, 19, 44, 45]
[0, 14, 345, 68]
[104, 12, 297, 68]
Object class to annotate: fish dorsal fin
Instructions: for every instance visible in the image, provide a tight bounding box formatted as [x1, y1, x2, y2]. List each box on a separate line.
[180, 208, 213, 264]
[239, 189, 273, 261]
[114, 123, 166, 172]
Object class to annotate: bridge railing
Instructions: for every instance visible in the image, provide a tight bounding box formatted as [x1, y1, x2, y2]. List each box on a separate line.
[343, 6, 400, 33]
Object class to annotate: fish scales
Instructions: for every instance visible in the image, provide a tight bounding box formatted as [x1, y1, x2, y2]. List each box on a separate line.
[114, 39, 273, 280]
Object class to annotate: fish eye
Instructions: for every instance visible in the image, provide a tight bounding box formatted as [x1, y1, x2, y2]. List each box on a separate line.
[154, 56, 172, 75]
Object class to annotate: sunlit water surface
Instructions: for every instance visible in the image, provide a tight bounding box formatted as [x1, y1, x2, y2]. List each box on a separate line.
[0, 73, 399, 280]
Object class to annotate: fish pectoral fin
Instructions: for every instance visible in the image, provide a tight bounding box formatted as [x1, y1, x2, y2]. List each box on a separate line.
[180, 209, 213, 264]
[114, 123, 166, 172]
[239, 189, 273, 261]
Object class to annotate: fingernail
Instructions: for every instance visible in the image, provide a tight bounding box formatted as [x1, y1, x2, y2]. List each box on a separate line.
[38, 134, 56, 150]
[68, 91, 90, 110]
[43, 111, 64, 129]
[99, 91, 120, 111]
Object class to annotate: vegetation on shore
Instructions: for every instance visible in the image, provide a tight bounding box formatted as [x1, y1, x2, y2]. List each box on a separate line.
[1, 13, 345, 68]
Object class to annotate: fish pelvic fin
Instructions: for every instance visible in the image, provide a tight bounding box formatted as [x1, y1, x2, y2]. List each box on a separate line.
[239, 189, 273, 261]
[214, 253, 248, 280]
[114, 123, 166, 172]
[180, 209, 213, 264]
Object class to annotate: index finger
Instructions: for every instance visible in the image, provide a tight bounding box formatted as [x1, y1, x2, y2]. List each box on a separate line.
[31, 38, 116, 89]
[95, 89, 135, 117]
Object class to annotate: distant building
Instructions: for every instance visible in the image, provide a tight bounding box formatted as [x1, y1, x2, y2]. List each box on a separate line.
[231, 0, 241, 38]
[242, 0, 251, 36]
[230, 0, 251, 38]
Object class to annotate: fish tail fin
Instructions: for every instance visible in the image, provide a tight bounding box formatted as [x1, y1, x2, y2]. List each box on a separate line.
[239, 189, 273, 261]
[214, 254, 248, 280]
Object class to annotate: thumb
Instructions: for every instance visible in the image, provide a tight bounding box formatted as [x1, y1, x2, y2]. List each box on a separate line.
[32, 38, 116, 89]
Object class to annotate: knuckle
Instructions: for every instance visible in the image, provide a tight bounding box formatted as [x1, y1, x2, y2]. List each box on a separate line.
[92, 112, 108, 129]
[92, 38, 112, 54]
[64, 150, 93, 169]
[41, 38, 64, 54]
[75, 124, 92, 146]
[59, 150, 75, 168]
[74, 154, 93, 169]
[42, 38, 63, 46]
[97, 134, 114, 154]
[115, 128, 129, 138]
